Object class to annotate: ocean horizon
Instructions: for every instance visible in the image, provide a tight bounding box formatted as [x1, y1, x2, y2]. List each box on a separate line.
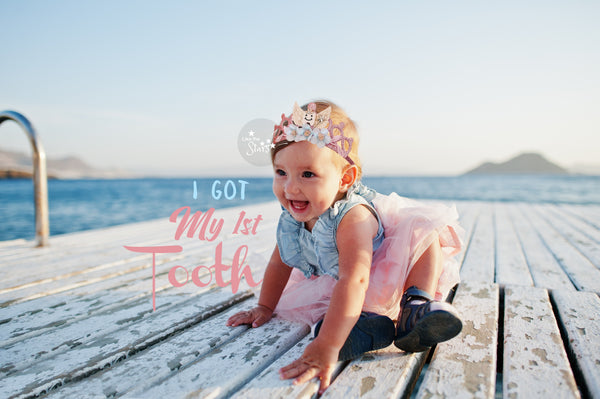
[1, 174, 599, 242]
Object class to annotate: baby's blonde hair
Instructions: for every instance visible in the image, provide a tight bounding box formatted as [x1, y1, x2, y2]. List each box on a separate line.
[271, 100, 362, 180]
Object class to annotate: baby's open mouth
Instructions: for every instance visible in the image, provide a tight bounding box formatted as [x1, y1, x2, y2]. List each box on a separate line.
[290, 200, 309, 211]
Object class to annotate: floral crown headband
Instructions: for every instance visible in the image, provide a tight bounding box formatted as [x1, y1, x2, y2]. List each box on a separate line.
[273, 102, 355, 165]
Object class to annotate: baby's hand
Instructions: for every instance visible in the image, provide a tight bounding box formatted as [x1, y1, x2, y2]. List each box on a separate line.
[226, 305, 273, 328]
[279, 338, 339, 394]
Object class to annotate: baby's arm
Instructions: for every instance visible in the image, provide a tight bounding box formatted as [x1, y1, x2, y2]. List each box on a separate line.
[280, 205, 378, 393]
[226, 245, 292, 328]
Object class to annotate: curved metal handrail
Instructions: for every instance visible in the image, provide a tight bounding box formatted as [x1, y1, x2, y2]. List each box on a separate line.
[0, 110, 49, 247]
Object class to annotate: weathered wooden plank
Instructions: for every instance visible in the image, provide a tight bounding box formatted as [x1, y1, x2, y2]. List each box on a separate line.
[416, 281, 499, 399]
[43, 301, 272, 398]
[535, 204, 600, 269]
[232, 334, 346, 399]
[503, 285, 580, 398]
[0, 244, 272, 346]
[1, 292, 164, 375]
[0, 217, 171, 267]
[525, 207, 600, 293]
[0, 227, 180, 286]
[455, 202, 481, 268]
[460, 204, 495, 283]
[554, 204, 600, 245]
[1, 200, 278, 263]
[0, 255, 198, 343]
[0, 213, 276, 306]
[0, 201, 278, 266]
[552, 289, 600, 398]
[495, 204, 533, 287]
[0, 261, 225, 351]
[130, 316, 310, 398]
[0, 238, 28, 249]
[0, 287, 254, 398]
[0, 246, 217, 338]
[320, 348, 427, 398]
[0, 225, 279, 300]
[1, 240, 274, 372]
[510, 204, 575, 290]
[0, 246, 184, 307]
[560, 204, 600, 230]
[0, 201, 280, 284]
[0, 227, 271, 305]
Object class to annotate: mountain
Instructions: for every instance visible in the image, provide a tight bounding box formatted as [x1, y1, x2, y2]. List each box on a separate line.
[0, 148, 130, 179]
[465, 152, 569, 175]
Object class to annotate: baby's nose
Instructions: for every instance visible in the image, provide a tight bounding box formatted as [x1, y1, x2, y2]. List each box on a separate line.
[284, 178, 300, 194]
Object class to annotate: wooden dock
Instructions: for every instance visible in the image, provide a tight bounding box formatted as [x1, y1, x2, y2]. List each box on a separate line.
[1, 201, 599, 398]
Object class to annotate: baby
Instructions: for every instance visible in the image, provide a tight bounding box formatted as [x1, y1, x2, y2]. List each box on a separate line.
[228, 100, 463, 393]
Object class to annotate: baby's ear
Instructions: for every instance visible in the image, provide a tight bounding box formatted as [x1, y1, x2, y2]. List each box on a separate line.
[340, 165, 358, 192]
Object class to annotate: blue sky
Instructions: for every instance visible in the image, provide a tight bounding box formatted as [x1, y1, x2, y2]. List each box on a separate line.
[1, 1, 598, 176]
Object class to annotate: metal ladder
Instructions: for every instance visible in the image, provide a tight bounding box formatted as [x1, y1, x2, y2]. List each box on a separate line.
[0, 110, 49, 247]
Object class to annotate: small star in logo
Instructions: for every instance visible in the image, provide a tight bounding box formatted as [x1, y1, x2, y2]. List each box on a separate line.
[248, 130, 255, 137]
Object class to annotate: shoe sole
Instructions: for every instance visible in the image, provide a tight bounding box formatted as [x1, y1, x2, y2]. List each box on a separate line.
[394, 308, 463, 352]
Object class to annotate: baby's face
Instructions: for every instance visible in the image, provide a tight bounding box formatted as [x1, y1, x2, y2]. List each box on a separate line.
[273, 142, 345, 231]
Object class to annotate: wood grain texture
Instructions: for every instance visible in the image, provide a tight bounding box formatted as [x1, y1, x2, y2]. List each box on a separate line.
[321, 348, 428, 398]
[131, 317, 310, 398]
[552, 289, 600, 398]
[503, 285, 579, 399]
[511, 204, 575, 290]
[232, 334, 346, 399]
[460, 204, 495, 283]
[524, 207, 600, 293]
[495, 204, 533, 287]
[416, 282, 499, 399]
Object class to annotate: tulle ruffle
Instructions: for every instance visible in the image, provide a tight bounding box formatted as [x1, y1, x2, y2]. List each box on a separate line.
[275, 193, 463, 326]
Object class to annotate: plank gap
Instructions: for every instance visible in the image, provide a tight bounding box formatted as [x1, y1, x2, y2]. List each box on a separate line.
[508, 205, 537, 286]
[496, 286, 505, 399]
[408, 349, 435, 399]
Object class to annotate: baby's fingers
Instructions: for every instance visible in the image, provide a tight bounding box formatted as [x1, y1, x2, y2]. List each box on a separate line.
[293, 366, 320, 386]
[226, 311, 252, 326]
[279, 359, 309, 380]
[317, 370, 333, 394]
[251, 313, 270, 328]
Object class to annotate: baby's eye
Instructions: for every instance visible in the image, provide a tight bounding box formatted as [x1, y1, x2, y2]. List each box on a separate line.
[275, 169, 286, 176]
[302, 171, 315, 178]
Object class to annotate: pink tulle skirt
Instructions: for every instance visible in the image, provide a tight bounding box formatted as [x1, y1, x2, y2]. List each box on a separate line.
[275, 193, 463, 326]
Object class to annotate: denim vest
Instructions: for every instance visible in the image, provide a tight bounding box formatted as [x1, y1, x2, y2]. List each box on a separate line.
[276, 182, 384, 279]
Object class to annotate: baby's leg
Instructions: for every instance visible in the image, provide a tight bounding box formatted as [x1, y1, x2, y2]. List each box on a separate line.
[395, 238, 462, 352]
[314, 313, 395, 361]
[403, 237, 444, 295]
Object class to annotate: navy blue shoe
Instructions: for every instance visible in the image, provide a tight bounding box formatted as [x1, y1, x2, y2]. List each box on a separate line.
[394, 286, 462, 352]
[315, 312, 395, 361]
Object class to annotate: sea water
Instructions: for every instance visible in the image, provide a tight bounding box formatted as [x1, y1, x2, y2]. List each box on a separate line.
[1, 175, 598, 242]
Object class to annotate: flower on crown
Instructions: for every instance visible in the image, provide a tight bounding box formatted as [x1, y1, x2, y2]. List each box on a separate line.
[273, 102, 354, 165]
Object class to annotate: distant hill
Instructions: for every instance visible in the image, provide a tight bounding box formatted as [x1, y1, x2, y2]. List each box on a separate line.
[465, 152, 569, 175]
[0, 148, 130, 179]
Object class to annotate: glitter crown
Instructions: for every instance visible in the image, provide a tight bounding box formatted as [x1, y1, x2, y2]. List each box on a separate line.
[273, 102, 354, 165]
